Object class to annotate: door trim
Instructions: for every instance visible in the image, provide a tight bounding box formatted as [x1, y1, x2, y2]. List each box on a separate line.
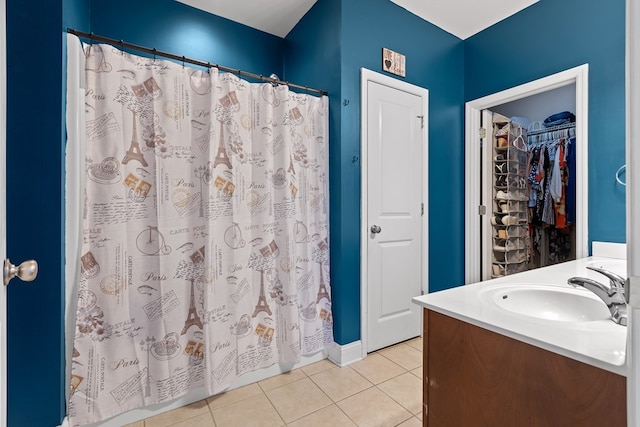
[626, 0, 640, 424]
[464, 64, 589, 284]
[360, 68, 429, 358]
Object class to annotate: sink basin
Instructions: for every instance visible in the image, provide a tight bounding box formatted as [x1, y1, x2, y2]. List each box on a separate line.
[481, 284, 611, 322]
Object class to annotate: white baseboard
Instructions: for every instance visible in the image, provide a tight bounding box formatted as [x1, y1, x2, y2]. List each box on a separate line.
[328, 340, 363, 367]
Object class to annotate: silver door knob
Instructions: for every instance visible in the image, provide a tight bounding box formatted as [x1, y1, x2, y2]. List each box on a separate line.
[370, 225, 382, 234]
[4, 259, 38, 286]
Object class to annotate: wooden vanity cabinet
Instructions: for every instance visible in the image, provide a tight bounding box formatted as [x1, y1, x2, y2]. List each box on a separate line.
[422, 309, 626, 426]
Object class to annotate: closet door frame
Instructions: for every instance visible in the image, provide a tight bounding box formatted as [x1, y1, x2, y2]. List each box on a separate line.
[464, 64, 589, 284]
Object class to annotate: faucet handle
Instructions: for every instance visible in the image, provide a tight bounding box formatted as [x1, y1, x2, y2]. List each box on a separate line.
[586, 266, 626, 292]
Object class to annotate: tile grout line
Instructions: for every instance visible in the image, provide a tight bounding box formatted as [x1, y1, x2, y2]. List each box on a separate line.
[205, 395, 217, 427]
[257, 367, 310, 393]
[373, 381, 421, 418]
[143, 342, 422, 426]
[261, 376, 321, 426]
[306, 365, 377, 404]
[161, 401, 216, 427]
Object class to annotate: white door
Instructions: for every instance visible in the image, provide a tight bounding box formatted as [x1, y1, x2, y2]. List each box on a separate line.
[0, 4, 36, 424]
[363, 71, 427, 352]
[0, 0, 7, 424]
[480, 109, 494, 280]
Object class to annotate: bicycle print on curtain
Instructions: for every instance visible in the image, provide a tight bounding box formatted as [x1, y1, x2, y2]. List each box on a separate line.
[69, 42, 331, 425]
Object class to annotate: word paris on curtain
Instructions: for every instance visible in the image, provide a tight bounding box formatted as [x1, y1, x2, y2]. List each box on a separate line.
[69, 42, 331, 425]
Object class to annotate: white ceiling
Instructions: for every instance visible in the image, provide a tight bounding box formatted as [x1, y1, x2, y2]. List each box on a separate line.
[176, 0, 317, 38]
[390, 0, 539, 40]
[177, 0, 539, 40]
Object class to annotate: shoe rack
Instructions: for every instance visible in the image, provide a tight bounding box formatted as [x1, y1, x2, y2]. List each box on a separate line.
[491, 116, 529, 278]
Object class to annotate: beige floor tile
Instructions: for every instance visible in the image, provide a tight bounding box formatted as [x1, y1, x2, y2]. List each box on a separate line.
[169, 412, 216, 427]
[212, 393, 284, 427]
[258, 368, 307, 392]
[397, 416, 422, 427]
[287, 404, 357, 427]
[378, 344, 422, 371]
[410, 366, 422, 379]
[337, 387, 412, 427]
[377, 372, 423, 415]
[301, 358, 336, 376]
[350, 353, 406, 384]
[405, 337, 423, 352]
[122, 421, 144, 427]
[207, 383, 263, 410]
[265, 377, 332, 423]
[145, 400, 210, 427]
[310, 366, 373, 402]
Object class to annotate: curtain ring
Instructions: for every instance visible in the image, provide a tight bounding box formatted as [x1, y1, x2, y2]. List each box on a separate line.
[182, 56, 185, 68]
[152, 48, 157, 62]
[616, 164, 627, 186]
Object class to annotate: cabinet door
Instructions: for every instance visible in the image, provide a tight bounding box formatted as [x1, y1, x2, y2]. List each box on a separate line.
[424, 310, 626, 426]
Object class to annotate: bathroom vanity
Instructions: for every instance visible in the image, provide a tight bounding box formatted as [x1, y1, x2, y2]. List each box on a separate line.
[413, 257, 627, 426]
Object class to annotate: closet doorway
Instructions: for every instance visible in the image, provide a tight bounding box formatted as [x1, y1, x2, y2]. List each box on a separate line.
[464, 65, 589, 283]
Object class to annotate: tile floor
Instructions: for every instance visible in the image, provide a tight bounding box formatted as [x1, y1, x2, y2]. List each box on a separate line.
[125, 337, 424, 427]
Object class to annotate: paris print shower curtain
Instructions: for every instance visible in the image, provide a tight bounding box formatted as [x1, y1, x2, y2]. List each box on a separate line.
[68, 42, 332, 425]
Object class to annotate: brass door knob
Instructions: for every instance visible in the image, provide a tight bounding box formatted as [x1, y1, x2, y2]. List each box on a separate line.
[4, 259, 38, 286]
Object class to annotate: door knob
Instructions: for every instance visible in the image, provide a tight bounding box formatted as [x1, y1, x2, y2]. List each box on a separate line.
[4, 259, 38, 286]
[370, 225, 382, 234]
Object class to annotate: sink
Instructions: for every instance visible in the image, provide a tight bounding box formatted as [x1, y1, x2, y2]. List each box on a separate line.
[481, 284, 612, 322]
[586, 259, 626, 278]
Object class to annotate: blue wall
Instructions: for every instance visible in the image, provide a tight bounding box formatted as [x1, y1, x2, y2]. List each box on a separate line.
[285, 0, 465, 346]
[465, 0, 627, 244]
[338, 0, 465, 342]
[90, 0, 285, 77]
[284, 0, 347, 341]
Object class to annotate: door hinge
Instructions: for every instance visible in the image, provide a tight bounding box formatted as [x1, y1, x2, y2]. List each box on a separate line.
[417, 115, 424, 129]
[421, 203, 424, 216]
[479, 128, 487, 139]
[478, 205, 487, 215]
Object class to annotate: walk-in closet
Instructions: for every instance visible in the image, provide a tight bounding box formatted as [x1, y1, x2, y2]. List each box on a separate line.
[485, 84, 577, 278]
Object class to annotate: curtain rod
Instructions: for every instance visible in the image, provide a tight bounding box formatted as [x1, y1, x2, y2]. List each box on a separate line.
[67, 28, 328, 96]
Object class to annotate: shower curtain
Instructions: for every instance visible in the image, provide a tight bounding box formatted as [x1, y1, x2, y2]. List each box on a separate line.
[68, 41, 331, 425]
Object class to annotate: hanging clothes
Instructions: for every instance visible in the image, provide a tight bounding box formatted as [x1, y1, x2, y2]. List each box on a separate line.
[566, 137, 577, 224]
[549, 141, 563, 203]
[548, 227, 572, 264]
[527, 146, 541, 209]
[526, 123, 576, 268]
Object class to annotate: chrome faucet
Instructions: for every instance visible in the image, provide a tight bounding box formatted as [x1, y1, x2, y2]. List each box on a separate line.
[567, 266, 628, 326]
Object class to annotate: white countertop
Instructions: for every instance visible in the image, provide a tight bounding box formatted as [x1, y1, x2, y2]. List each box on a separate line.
[412, 256, 628, 376]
